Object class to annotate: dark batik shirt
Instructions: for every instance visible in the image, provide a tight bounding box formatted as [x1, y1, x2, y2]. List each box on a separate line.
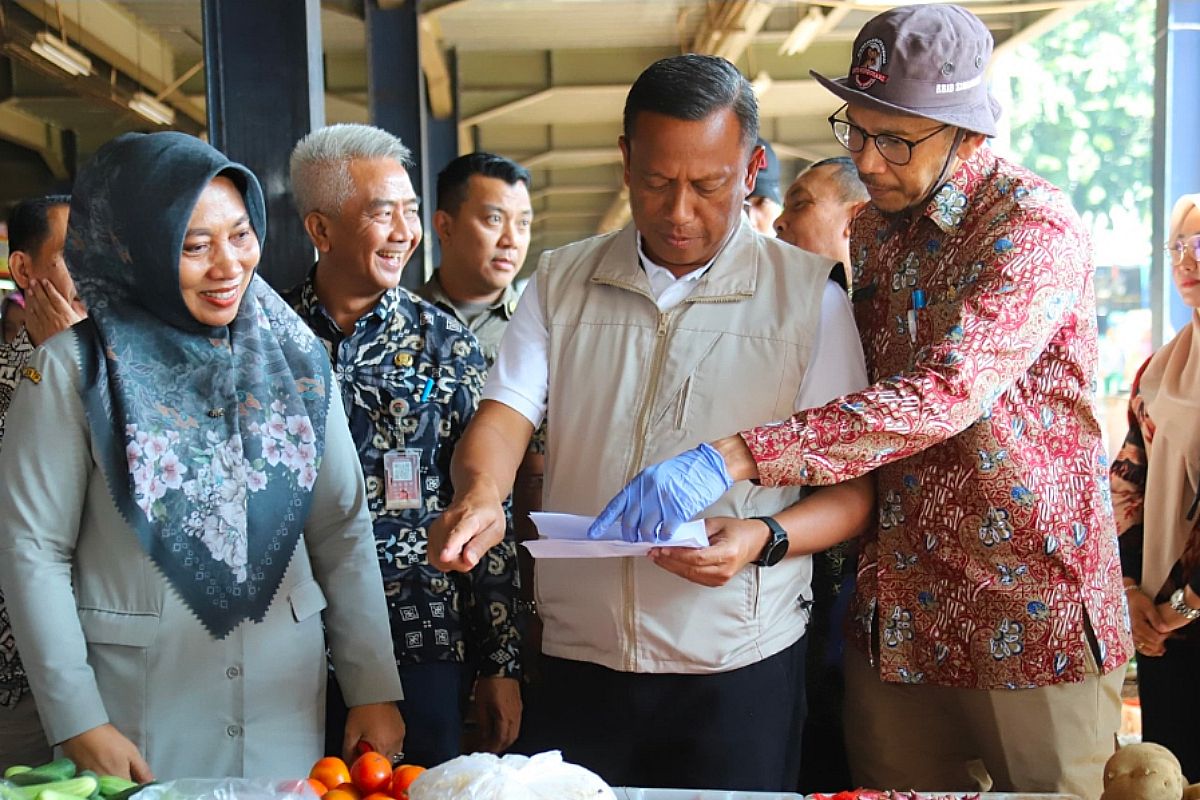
[0, 326, 35, 707]
[287, 274, 520, 678]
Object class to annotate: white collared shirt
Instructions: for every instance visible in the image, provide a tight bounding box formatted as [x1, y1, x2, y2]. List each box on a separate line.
[483, 235, 868, 427]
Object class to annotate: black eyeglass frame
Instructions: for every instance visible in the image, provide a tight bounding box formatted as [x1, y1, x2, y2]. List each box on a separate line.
[827, 104, 950, 166]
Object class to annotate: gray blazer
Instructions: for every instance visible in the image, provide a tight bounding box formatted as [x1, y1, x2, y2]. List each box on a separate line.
[0, 331, 403, 780]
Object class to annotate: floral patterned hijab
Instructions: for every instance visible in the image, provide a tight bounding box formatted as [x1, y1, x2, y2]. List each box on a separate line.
[67, 132, 331, 638]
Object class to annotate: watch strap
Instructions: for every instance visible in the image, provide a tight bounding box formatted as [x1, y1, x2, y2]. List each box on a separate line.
[751, 515, 788, 567]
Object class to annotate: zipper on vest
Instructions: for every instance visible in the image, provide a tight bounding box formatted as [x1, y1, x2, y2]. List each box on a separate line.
[622, 308, 676, 670]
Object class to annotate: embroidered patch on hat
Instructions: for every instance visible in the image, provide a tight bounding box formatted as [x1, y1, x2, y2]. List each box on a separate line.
[19, 366, 41, 385]
[851, 37, 889, 89]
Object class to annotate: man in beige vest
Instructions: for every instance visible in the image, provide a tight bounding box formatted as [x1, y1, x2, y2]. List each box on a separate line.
[428, 54, 872, 791]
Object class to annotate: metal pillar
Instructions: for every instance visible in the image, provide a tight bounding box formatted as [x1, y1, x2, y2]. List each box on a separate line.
[1152, 0, 1200, 344]
[203, 0, 325, 292]
[366, 0, 430, 288]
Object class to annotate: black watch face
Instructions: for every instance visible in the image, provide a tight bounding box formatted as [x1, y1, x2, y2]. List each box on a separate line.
[762, 536, 789, 567]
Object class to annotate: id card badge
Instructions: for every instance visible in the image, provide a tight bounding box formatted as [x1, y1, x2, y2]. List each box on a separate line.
[384, 449, 422, 510]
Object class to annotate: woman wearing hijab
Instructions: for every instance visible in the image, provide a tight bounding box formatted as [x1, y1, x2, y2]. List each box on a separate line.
[1111, 192, 1200, 782]
[0, 132, 405, 781]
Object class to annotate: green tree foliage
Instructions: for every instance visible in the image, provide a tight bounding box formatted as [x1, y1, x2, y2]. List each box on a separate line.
[1004, 0, 1154, 231]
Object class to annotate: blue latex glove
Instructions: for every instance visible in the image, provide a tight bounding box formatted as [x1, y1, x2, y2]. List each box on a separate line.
[588, 442, 735, 543]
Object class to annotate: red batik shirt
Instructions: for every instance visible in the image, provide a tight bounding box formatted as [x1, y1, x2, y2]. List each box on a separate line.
[742, 147, 1131, 689]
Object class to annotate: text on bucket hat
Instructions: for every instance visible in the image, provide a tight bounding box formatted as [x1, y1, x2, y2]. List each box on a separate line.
[809, 4, 1001, 137]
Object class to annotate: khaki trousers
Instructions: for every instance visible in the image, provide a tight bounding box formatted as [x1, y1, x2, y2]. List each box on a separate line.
[843, 646, 1123, 800]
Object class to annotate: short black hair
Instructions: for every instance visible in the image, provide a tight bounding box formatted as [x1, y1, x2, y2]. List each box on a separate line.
[623, 54, 758, 148]
[7, 194, 70, 255]
[803, 157, 869, 204]
[436, 152, 531, 214]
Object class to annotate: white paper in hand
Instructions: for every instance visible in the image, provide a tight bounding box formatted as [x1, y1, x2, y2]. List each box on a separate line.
[522, 512, 709, 558]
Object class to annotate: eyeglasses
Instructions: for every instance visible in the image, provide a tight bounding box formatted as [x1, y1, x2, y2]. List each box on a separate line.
[1167, 234, 1200, 266]
[827, 105, 949, 166]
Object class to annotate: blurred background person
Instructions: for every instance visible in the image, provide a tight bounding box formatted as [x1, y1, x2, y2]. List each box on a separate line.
[774, 156, 869, 292]
[745, 137, 781, 236]
[1, 291, 26, 345]
[0, 132, 405, 780]
[421, 152, 545, 696]
[0, 193, 78, 770]
[1, 194, 82, 434]
[1111, 192, 1200, 783]
[421, 152, 532, 367]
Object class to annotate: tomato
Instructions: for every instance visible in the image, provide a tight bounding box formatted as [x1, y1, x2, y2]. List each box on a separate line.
[389, 765, 426, 800]
[309, 757, 351, 792]
[323, 788, 359, 800]
[331, 783, 362, 800]
[350, 752, 394, 794]
[276, 780, 326, 797]
[362, 794, 393, 800]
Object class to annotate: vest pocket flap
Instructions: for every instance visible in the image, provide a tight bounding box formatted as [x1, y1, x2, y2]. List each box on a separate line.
[78, 609, 159, 648]
[289, 579, 328, 623]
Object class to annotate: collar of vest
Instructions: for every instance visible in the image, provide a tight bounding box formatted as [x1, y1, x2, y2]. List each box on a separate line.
[590, 220, 758, 302]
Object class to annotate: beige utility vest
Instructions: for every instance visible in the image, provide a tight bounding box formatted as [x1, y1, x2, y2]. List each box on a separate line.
[535, 220, 832, 673]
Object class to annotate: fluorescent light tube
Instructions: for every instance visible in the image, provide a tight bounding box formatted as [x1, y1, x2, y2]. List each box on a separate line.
[129, 91, 176, 126]
[31, 31, 93, 76]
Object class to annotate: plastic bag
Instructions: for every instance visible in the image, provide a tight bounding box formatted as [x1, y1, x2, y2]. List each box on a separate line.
[130, 778, 319, 800]
[407, 751, 615, 800]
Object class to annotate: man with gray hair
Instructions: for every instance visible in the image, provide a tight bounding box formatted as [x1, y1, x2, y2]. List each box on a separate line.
[774, 156, 869, 290]
[285, 124, 522, 765]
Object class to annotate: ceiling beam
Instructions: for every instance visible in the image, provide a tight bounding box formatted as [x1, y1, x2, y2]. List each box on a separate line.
[689, 0, 774, 61]
[805, 0, 1093, 14]
[530, 184, 618, 203]
[522, 147, 621, 170]
[0, 100, 68, 177]
[11, 0, 205, 125]
[418, 13, 453, 119]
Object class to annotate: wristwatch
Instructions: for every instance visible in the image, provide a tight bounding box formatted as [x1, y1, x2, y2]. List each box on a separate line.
[751, 516, 789, 567]
[1169, 588, 1200, 621]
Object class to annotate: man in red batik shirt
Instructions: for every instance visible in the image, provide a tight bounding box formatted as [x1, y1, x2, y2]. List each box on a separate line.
[583, 5, 1131, 798]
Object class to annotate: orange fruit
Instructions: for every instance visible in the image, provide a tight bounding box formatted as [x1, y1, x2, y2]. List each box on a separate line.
[390, 765, 425, 800]
[350, 752, 393, 795]
[309, 757, 351, 792]
[323, 789, 359, 800]
[331, 783, 361, 800]
[362, 794, 393, 800]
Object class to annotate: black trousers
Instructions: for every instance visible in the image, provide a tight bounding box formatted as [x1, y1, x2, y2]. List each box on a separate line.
[513, 635, 807, 791]
[1138, 636, 1200, 783]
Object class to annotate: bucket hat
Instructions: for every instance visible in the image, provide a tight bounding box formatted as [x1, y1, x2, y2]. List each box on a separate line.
[750, 138, 782, 205]
[810, 4, 1000, 137]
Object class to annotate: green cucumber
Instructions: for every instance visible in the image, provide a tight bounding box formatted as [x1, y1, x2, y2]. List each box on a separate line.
[13, 776, 96, 800]
[95, 778, 136, 800]
[76, 773, 98, 800]
[2, 770, 32, 780]
[8, 761, 76, 787]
